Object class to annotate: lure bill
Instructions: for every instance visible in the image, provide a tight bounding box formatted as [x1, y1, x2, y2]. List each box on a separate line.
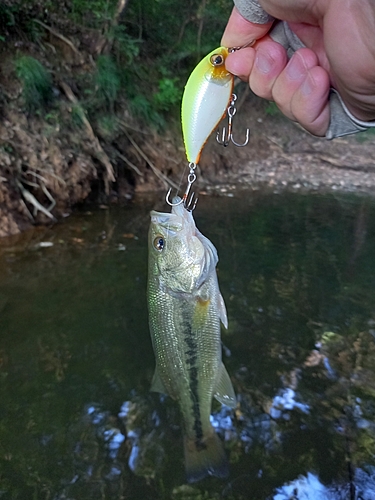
[181, 47, 234, 164]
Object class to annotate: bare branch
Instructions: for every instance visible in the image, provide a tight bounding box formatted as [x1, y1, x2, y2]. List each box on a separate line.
[121, 126, 179, 190]
[60, 81, 116, 192]
[16, 180, 56, 220]
[33, 19, 84, 63]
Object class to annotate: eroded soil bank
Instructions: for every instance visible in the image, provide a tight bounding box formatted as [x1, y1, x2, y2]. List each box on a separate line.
[1, 11, 375, 238]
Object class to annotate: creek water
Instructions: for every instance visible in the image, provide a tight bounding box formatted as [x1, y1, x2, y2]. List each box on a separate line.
[0, 189, 375, 500]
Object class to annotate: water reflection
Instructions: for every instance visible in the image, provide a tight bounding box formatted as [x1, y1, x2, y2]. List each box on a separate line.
[0, 191, 375, 499]
[273, 468, 375, 500]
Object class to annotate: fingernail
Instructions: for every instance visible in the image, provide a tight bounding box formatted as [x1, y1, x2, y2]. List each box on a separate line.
[255, 51, 274, 74]
[286, 54, 306, 80]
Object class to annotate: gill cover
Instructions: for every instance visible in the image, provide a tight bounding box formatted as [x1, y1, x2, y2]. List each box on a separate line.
[181, 47, 234, 164]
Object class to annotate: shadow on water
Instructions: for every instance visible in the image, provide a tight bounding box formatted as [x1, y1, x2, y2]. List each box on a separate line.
[0, 190, 375, 499]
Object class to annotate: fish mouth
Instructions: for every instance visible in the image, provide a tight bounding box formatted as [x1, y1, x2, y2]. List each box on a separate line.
[150, 210, 177, 224]
[150, 210, 183, 233]
[150, 201, 196, 232]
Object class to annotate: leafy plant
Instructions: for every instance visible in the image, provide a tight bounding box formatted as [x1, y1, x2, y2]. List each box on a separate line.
[355, 127, 375, 143]
[265, 101, 280, 116]
[106, 24, 141, 65]
[153, 77, 181, 112]
[15, 56, 53, 112]
[96, 114, 120, 138]
[94, 55, 121, 112]
[70, 0, 117, 27]
[128, 94, 165, 129]
[70, 103, 86, 128]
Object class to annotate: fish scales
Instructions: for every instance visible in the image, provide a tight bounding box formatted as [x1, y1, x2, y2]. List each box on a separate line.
[147, 200, 236, 482]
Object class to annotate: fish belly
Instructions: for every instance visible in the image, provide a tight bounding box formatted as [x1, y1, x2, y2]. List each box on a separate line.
[148, 277, 228, 481]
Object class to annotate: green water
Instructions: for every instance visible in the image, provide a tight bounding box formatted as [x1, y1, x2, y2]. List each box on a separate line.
[0, 190, 375, 499]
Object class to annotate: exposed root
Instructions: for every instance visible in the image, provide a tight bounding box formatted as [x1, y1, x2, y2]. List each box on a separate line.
[121, 126, 179, 190]
[33, 19, 84, 63]
[60, 81, 116, 192]
[16, 180, 56, 220]
[115, 151, 144, 177]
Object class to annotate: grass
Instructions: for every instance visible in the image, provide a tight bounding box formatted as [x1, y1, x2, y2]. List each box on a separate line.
[15, 55, 53, 112]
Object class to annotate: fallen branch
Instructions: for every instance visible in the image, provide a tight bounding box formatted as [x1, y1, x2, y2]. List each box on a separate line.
[121, 126, 179, 190]
[317, 154, 375, 172]
[116, 151, 144, 177]
[33, 19, 83, 63]
[60, 81, 115, 192]
[16, 180, 55, 220]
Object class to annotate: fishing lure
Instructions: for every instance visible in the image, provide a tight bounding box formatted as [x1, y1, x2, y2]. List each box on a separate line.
[181, 46, 249, 164]
[167, 46, 249, 210]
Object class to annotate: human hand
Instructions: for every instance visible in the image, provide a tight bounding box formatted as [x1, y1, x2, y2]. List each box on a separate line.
[221, 0, 375, 136]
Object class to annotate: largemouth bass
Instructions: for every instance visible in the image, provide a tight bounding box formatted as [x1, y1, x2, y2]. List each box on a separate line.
[147, 199, 236, 482]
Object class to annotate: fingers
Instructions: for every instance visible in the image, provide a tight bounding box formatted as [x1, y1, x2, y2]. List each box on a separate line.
[258, 0, 322, 24]
[226, 42, 331, 136]
[272, 49, 331, 135]
[249, 38, 288, 99]
[221, 6, 331, 136]
[224, 47, 256, 81]
[221, 6, 272, 48]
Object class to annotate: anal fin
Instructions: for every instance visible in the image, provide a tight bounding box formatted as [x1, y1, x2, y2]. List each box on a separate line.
[214, 362, 236, 408]
[150, 367, 167, 395]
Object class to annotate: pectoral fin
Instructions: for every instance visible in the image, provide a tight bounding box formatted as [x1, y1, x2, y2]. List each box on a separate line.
[214, 362, 236, 408]
[150, 367, 167, 395]
[218, 293, 228, 329]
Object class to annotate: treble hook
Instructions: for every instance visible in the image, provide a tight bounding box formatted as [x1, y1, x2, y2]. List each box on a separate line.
[216, 94, 250, 148]
[166, 163, 198, 212]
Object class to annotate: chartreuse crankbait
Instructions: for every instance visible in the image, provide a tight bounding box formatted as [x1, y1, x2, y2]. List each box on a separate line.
[182, 47, 234, 164]
[166, 47, 249, 210]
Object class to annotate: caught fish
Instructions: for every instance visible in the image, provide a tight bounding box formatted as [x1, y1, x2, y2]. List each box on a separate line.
[147, 199, 236, 482]
[181, 47, 234, 164]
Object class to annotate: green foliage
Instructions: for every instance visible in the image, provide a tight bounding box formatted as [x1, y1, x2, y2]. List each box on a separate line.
[355, 127, 375, 143]
[0, 2, 17, 35]
[0, 2, 44, 42]
[153, 77, 181, 112]
[128, 94, 165, 129]
[71, 0, 117, 26]
[106, 24, 141, 65]
[96, 114, 120, 138]
[265, 101, 281, 116]
[94, 55, 121, 111]
[8, 0, 229, 128]
[71, 103, 86, 128]
[133, 0, 231, 63]
[15, 56, 53, 112]
[7, 0, 233, 128]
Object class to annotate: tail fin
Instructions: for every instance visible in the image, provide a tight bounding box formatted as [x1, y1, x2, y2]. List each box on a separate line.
[184, 432, 229, 483]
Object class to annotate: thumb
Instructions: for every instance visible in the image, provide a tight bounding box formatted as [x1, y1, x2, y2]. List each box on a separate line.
[221, 7, 273, 48]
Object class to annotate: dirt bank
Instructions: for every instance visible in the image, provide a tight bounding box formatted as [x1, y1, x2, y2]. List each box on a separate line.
[1, 21, 375, 239]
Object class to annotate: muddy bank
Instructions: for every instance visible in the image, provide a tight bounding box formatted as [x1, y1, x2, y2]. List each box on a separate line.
[2, 85, 375, 239]
[1, 50, 375, 239]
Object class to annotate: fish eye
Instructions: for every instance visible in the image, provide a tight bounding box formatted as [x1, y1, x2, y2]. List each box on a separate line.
[210, 54, 224, 66]
[153, 235, 165, 252]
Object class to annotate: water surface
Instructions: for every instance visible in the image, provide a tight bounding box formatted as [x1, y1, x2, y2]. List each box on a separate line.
[0, 190, 375, 499]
